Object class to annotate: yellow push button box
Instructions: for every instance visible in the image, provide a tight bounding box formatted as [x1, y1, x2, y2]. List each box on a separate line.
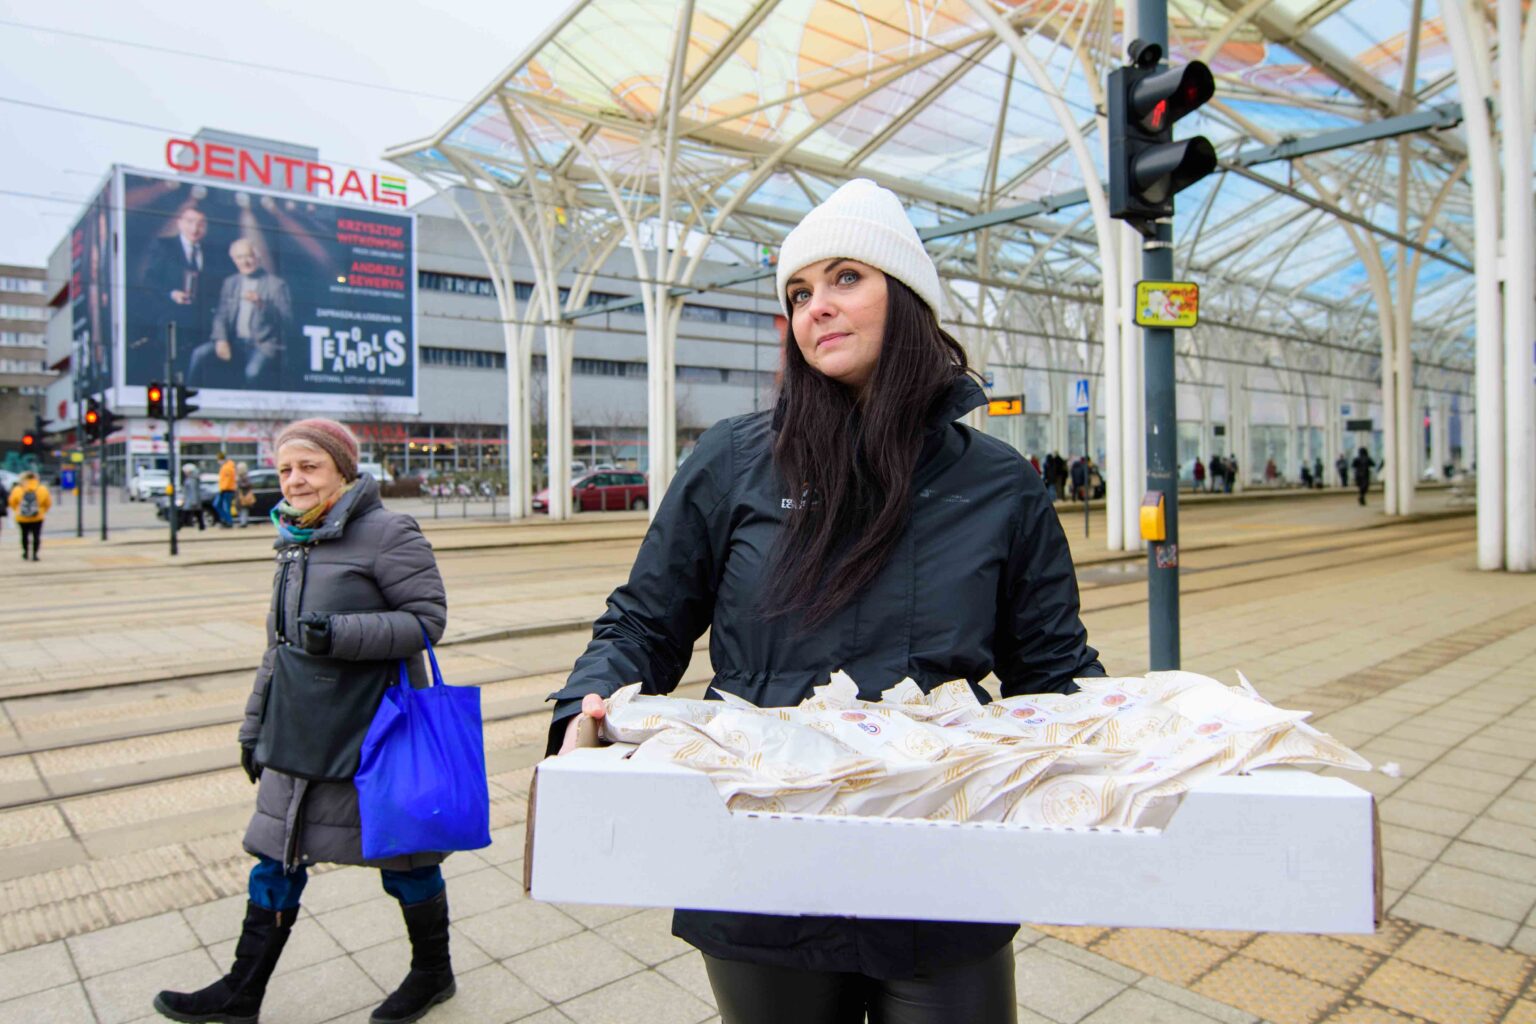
[1140, 491, 1166, 542]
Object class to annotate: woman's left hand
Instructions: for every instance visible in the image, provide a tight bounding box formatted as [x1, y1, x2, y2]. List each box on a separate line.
[299, 612, 332, 655]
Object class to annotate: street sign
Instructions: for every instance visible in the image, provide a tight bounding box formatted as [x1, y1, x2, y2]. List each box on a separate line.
[1134, 280, 1200, 328]
[983, 371, 995, 388]
[987, 397, 1024, 417]
[1346, 418, 1374, 432]
[70, 452, 84, 464]
[1073, 379, 1090, 414]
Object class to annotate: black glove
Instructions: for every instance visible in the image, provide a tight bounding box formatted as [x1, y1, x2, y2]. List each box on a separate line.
[240, 743, 262, 784]
[299, 612, 332, 656]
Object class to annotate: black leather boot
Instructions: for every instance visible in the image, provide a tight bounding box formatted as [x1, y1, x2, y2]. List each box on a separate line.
[153, 902, 295, 1023]
[371, 889, 455, 1024]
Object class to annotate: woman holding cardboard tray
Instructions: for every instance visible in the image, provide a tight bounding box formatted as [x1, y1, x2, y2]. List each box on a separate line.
[549, 179, 1105, 1024]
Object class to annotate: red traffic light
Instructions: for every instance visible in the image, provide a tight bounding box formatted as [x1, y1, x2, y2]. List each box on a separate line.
[148, 385, 163, 402]
[22, 432, 35, 447]
[84, 408, 100, 426]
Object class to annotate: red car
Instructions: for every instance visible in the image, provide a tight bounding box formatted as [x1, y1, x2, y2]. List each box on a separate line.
[532, 471, 649, 513]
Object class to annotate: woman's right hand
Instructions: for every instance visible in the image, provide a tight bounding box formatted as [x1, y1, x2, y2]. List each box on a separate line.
[557, 693, 607, 756]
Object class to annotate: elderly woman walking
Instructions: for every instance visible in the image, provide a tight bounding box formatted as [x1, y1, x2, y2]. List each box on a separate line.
[154, 419, 454, 1024]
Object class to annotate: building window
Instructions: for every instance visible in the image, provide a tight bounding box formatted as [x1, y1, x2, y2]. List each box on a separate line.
[418, 270, 498, 297]
[0, 330, 46, 347]
[678, 303, 777, 331]
[417, 271, 629, 310]
[420, 346, 506, 370]
[0, 304, 48, 322]
[0, 277, 46, 294]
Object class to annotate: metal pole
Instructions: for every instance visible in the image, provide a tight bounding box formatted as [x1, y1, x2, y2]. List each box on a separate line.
[167, 324, 179, 557]
[74, 356, 84, 538]
[99, 412, 107, 542]
[1140, 0, 1180, 669]
[1083, 410, 1090, 538]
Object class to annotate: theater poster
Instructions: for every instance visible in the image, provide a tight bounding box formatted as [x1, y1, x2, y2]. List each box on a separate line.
[117, 168, 418, 415]
[70, 180, 115, 400]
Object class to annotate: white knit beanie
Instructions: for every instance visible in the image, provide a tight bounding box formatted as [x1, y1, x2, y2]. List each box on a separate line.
[776, 178, 943, 318]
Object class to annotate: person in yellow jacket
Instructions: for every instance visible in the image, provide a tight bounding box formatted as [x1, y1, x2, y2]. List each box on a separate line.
[8, 471, 51, 561]
[215, 452, 238, 528]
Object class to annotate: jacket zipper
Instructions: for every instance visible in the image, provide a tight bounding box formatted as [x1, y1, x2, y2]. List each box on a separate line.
[276, 553, 291, 643]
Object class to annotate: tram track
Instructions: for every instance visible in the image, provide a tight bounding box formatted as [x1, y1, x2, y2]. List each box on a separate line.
[0, 516, 1474, 816]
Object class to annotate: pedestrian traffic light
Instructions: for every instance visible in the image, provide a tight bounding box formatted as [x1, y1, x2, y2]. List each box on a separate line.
[1107, 40, 1216, 237]
[146, 381, 166, 420]
[83, 397, 102, 440]
[173, 382, 199, 421]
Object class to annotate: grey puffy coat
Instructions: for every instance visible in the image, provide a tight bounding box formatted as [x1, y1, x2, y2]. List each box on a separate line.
[239, 475, 448, 870]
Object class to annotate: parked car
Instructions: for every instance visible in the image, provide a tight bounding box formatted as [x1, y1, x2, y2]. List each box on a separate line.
[532, 471, 648, 513]
[154, 468, 282, 525]
[358, 461, 394, 484]
[129, 469, 170, 502]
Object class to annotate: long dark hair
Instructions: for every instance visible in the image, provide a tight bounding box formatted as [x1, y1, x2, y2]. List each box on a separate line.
[767, 275, 975, 629]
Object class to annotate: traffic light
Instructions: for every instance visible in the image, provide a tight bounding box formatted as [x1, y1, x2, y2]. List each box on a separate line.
[146, 381, 166, 420]
[83, 397, 102, 440]
[173, 382, 199, 421]
[21, 430, 36, 454]
[1108, 40, 1216, 237]
[97, 406, 123, 442]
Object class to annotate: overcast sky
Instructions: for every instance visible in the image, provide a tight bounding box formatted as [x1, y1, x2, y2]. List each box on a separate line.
[0, 0, 565, 270]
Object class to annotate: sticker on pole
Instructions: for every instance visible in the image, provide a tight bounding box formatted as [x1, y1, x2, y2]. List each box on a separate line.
[1135, 281, 1200, 328]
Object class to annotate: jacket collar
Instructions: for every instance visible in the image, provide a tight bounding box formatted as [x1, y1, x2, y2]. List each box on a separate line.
[771, 371, 985, 432]
[271, 474, 382, 548]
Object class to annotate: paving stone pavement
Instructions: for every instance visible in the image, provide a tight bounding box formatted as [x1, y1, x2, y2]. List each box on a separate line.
[2, 493, 1532, 1023]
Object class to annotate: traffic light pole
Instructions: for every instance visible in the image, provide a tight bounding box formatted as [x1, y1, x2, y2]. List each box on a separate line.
[167, 324, 179, 557]
[99, 400, 108, 542]
[75, 391, 84, 539]
[1139, 0, 1180, 671]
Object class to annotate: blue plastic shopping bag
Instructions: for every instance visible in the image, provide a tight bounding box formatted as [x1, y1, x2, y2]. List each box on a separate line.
[356, 633, 492, 860]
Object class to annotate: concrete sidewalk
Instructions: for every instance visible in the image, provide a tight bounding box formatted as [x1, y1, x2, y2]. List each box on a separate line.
[0, 499, 1531, 1023]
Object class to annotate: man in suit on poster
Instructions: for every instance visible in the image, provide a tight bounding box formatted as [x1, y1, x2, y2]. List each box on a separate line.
[188, 238, 292, 390]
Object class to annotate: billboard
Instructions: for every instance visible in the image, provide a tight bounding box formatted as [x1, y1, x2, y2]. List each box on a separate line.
[71, 180, 115, 399]
[118, 168, 417, 414]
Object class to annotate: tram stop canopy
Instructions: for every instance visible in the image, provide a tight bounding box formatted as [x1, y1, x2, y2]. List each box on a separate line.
[386, 0, 1534, 571]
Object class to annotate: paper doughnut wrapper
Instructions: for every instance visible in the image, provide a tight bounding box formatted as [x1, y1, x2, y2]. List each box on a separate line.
[597, 670, 1370, 829]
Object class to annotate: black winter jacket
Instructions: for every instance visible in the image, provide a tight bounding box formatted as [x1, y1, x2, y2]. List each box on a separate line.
[549, 375, 1104, 978]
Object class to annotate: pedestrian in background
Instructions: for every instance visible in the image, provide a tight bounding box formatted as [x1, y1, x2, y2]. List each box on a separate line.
[0, 475, 8, 548]
[9, 471, 51, 561]
[181, 463, 207, 531]
[1225, 455, 1238, 492]
[236, 462, 255, 528]
[1336, 453, 1349, 487]
[1352, 447, 1374, 505]
[1193, 457, 1205, 492]
[1210, 455, 1225, 493]
[216, 451, 238, 528]
[153, 419, 454, 1024]
[551, 178, 1104, 1024]
[1313, 456, 1324, 489]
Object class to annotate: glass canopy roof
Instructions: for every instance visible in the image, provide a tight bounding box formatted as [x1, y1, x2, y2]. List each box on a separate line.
[387, 0, 1484, 371]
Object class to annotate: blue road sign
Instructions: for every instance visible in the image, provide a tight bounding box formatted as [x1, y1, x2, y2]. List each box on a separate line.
[983, 371, 995, 388]
[1073, 379, 1090, 413]
[61, 468, 77, 491]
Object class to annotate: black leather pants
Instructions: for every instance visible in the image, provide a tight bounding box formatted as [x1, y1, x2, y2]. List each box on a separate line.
[703, 944, 1017, 1024]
